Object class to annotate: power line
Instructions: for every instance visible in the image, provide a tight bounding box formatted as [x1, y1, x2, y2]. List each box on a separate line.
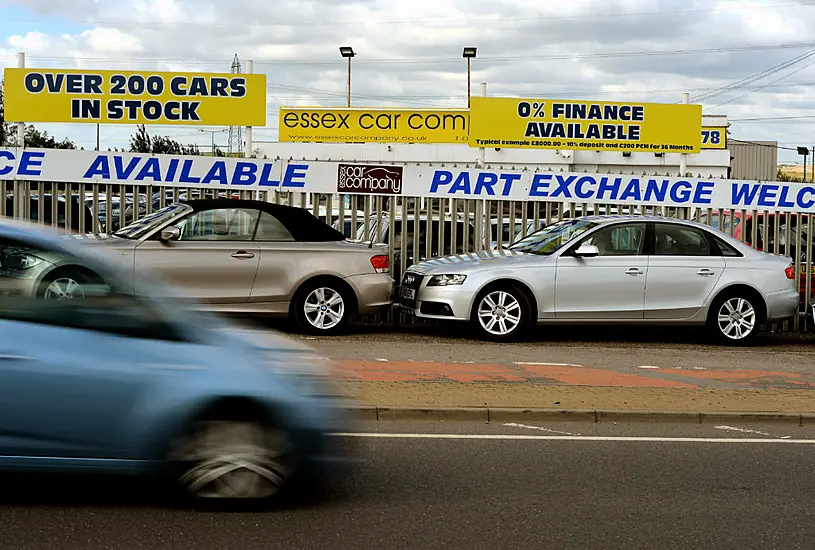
[708, 56, 815, 109]
[4, 41, 815, 67]
[692, 48, 815, 103]
[3, 2, 810, 28]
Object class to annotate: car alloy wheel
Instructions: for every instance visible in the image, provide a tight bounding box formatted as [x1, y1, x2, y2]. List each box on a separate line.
[173, 420, 294, 500]
[303, 287, 345, 331]
[477, 290, 523, 337]
[43, 277, 86, 300]
[716, 297, 757, 341]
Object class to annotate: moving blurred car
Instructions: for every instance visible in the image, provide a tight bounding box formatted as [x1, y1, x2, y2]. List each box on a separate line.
[0, 218, 352, 504]
[77, 199, 392, 334]
[399, 215, 799, 343]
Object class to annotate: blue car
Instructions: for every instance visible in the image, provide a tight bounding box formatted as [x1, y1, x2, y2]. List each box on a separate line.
[0, 218, 352, 504]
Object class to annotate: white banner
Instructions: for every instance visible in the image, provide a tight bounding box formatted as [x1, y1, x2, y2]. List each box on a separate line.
[1, 148, 814, 213]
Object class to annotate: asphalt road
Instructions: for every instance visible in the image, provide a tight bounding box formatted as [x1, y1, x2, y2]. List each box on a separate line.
[4, 420, 815, 549]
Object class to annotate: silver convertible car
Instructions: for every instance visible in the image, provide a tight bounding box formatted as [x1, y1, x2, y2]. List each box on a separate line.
[399, 215, 800, 343]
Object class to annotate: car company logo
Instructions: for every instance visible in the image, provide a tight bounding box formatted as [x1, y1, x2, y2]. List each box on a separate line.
[337, 164, 403, 195]
[404, 274, 415, 284]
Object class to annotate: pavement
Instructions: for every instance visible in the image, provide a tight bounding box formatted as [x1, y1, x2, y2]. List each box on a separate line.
[5, 419, 815, 549]
[251, 321, 815, 415]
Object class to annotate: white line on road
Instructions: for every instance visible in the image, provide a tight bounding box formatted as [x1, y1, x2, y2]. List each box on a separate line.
[503, 422, 580, 436]
[715, 425, 778, 438]
[638, 365, 660, 370]
[331, 433, 815, 443]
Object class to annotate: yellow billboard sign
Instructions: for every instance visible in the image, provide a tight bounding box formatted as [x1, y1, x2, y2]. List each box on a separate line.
[279, 107, 469, 143]
[3, 68, 267, 126]
[701, 127, 727, 149]
[469, 97, 702, 153]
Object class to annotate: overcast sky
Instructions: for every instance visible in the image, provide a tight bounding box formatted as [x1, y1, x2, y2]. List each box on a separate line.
[1, 0, 815, 163]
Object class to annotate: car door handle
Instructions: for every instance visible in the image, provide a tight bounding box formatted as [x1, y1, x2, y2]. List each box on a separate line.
[625, 268, 643, 275]
[231, 251, 255, 260]
[697, 269, 715, 276]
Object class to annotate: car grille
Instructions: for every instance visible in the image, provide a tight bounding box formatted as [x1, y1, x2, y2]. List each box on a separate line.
[399, 272, 423, 309]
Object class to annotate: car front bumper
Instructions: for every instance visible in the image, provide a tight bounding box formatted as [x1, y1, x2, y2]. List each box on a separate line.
[398, 280, 475, 322]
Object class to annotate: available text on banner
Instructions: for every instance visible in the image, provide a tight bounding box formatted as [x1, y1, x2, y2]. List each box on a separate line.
[468, 97, 703, 153]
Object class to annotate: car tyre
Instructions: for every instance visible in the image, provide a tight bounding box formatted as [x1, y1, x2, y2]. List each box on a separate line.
[169, 418, 298, 508]
[707, 291, 762, 345]
[471, 284, 532, 342]
[293, 281, 353, 335]
[37, 268, 95, 300]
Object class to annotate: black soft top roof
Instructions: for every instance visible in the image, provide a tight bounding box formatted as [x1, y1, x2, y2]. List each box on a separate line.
[182, 199, 345, 242]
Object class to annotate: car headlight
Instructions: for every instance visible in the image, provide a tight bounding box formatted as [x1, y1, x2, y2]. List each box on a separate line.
[6, 253, 44, 270]
[427, 274, 467, 286]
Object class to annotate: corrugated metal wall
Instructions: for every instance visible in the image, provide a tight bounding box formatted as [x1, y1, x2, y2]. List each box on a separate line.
[729, 141, 778, 181]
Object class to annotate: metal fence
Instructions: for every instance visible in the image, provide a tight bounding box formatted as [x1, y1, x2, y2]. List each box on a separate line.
[3, 180, 812, 332]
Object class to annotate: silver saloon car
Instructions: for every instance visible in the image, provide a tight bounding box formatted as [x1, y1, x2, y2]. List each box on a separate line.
[399, 215, 800, 343]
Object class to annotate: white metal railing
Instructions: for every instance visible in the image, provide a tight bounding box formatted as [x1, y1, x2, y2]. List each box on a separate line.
[3, 181, 811, 333]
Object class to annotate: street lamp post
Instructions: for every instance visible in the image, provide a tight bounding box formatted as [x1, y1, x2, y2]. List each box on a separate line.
[462, 47, 477, 108]
[200, 128, 227, 155]
[339, 46, 356, 107]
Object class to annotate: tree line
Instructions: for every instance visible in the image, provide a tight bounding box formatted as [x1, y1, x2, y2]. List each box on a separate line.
[1, 80, 209, 155]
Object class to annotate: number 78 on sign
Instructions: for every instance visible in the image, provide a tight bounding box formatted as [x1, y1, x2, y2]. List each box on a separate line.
[701, 128, 726, 149]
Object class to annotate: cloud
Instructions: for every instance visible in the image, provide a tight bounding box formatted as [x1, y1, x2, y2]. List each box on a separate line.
[1, 0, 814, 159]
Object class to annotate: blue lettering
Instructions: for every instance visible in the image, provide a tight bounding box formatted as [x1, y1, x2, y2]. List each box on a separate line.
[202, 161, 228, 185]
[529, 174, 552, 197]
[669, 181, 692, 203]
[259, 163, 278, 187]
[597, 177, 622, 200]
[429, 170, 453, 193]
[798, 187, 815, 209]
[644, 179, 668, 202]
[450, 172, 471, 194]
[82, 155, 110, 179]
[282, 163, 308, 188]
[731, 183, 760, 206]
[134, 158, 161, 182]
[757, 184, 779, 208]
[693, 181, 715, 204]
[166, 158, 179, 182]
[499, 173, 522, 196]
[114, 156, 141, 180]
[550, 175, 575, 199]
[18, 151, 45, 177]
[574, 176, 596, 200]
[232, 162, 258, 185]
[619, 178, 642, 201]
[179, 159, 201, 184]
[777, 185, 795, 209]
[0, 151, 14, 177]
[474, 172, 498, 196]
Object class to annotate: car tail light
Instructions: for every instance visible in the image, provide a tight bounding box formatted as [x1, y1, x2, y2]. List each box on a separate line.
[371, 255, 389, 273]
[785, 265, 795, 279]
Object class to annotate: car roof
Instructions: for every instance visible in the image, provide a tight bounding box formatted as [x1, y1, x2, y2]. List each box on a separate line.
[182, 198, 346, 242]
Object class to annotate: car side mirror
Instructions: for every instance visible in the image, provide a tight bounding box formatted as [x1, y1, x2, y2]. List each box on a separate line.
[160, 226, 180, 242]
[574, 243, 600, 258]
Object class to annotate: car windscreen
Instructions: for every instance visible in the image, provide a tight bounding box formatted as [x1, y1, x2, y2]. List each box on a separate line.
[112, 203, 190, 239]
[509, 219, 600, 255]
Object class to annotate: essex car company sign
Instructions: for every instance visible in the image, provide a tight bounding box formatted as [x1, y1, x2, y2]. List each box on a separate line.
[3, 68, 267, 126]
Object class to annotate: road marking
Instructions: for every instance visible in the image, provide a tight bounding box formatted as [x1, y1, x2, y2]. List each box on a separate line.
[638, 365, 660, 370]
[332, 433, 815, 443]
[715, 425, 778, 438]
[374, 358, 389, 362]
[514, 362, 583, 367]
[503, 422, 580, 436]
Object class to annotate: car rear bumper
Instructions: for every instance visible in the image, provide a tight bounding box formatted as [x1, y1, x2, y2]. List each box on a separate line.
[346, 273, 394, 315]
[766, 288, 801, 323]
